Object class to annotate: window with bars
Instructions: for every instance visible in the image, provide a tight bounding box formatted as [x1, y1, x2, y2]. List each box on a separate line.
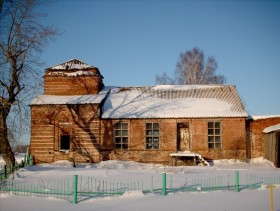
[146, 123, 160, 149]
[114, 122, 128, 150]
[208, 121, 221, 149]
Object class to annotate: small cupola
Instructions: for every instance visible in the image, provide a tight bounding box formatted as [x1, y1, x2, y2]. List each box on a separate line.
[43, 59, 104, 95]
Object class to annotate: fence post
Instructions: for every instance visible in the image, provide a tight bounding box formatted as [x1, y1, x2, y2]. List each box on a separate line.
[10, 164, 13, 177]
[235, 171, 239, 192]
[73, 175, 78, 204]
[30, 154, 33, 165]
[4, 165, 7, 180]
[24, 154, 27, 167]
[27, 154, 29, 166]
[267, 185, 275, 211]
[0, 165, 6, 180]
[28, 154, 33, 166]
[162, 173, 167, 196]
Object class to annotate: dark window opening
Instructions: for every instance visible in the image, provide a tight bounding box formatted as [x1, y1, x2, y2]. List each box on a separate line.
[60, 134, 70, 151]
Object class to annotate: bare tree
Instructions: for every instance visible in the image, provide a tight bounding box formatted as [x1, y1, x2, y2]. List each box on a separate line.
[0, 0, 59, 169]
[156, 47, 226, 85]
[155, 72, 175, 85]
[0, 0, 3, 13]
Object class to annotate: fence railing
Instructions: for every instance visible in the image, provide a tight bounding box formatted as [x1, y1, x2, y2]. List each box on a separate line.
[246, 173, 280, 186]
[1, 170, 280, 204]
[0, 154, 33, 181]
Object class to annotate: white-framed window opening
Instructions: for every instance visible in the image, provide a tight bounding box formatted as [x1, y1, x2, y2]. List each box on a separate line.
[146, 123, 160, 149]
[208, 121, 221, 149]
[114, 122, 128, 150]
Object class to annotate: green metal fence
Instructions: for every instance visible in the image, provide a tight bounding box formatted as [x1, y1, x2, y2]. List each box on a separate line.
[164, 171, 280, 194]
[75, 175, 144, 203]
[165, 174, 231, 193]
[0, 154, 33, 181]
[0, 174, 144, 203]
[0, 177, 73, 201]
[1, 170, 279, 204]
[246, 173, 280, 186]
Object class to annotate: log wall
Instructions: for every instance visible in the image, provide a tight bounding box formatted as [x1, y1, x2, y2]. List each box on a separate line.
[30, 104, 102, 164]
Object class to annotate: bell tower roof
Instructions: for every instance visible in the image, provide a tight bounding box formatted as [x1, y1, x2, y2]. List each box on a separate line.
[47, 59, 96, 70]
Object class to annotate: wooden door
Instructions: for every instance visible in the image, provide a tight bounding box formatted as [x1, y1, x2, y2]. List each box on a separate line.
[177, 123, 190, 152]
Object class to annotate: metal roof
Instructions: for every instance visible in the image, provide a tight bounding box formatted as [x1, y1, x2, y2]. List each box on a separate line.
[101, 85, 248, 119]
[30, 85, 247, 118]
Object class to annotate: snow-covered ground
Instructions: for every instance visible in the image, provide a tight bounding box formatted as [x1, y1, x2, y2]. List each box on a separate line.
[0, 156, 280, 211]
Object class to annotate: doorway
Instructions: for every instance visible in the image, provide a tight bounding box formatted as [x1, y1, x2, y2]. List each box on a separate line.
[177, 123, 190, 152]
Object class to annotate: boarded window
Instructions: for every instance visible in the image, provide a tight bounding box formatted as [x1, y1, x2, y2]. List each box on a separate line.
[114, 122, 128, 150]
[208, 121, 221, 149]
[60, 134, 70, 151]
[146, 123, 160, 149]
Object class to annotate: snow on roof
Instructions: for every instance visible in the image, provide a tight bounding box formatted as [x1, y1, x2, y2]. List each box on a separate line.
[46, 70, 99, 77]
[46, 59, 96, 70]
[45, 59, 104, 78]
[30, 92, 108, 105]
[102, 85, 247, 119]
[249, 115, 280, 120]
[263, 124, 280, 133]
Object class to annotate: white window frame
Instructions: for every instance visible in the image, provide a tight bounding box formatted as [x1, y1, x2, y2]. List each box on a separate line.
[146, 123, 160, 150]
[208, 121, 222, 149]
[114, 122, 129, 150]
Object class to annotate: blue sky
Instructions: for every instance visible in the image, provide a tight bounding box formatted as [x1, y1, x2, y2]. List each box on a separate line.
[40, 0, 280, 115]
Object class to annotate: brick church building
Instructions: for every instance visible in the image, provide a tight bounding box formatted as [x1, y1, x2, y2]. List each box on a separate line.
[30, 59, 280, 166]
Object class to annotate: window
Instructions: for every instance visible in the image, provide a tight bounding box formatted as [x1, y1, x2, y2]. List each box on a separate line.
[146, 123, 159, 149]
[208, 121, 221, 149]
[114, 122, 128, 150]
[60, 134, 70, 151]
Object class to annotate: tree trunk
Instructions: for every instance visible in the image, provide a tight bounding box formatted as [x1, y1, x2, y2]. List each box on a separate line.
[0, 109, 15, 171]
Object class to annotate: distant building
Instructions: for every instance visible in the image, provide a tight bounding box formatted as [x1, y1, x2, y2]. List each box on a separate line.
[247, 115, 280, 166]
[30, 59, 280, 166]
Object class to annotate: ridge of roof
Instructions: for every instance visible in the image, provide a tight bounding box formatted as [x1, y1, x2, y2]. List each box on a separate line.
[113, 84, 235, 90]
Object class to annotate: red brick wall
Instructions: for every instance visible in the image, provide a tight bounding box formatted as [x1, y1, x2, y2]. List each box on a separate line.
[249, 117, 280, 158]
[100, 118, 247, 164]
[44, 75, 102, 95]
[100, 119, 178, 164]
[191, 118, 246, 160]
[31, 109, 247, 164]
